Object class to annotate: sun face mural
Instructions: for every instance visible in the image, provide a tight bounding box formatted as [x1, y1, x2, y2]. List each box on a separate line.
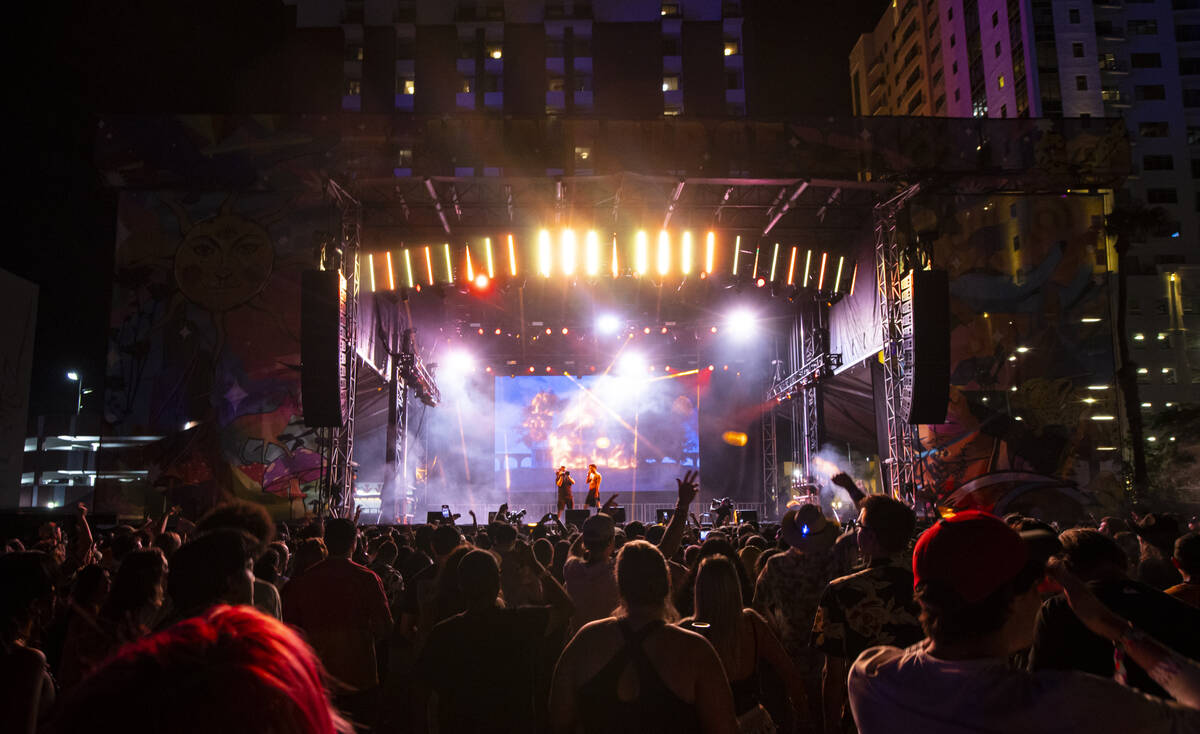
[171, 199, 275, 313]
[105, 191, 331, 518]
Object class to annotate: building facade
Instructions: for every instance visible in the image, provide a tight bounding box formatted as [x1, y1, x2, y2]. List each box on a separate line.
[851, 0, 1200, 411]
[285, 0, 748, 118]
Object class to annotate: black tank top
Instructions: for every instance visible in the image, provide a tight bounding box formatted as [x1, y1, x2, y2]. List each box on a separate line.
[577, 620, 702, 734]
[681, 617, 762, 715]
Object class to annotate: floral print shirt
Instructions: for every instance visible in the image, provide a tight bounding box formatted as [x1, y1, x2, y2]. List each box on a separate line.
[753, 549, 839, 675]
[811, 555, 923, 662]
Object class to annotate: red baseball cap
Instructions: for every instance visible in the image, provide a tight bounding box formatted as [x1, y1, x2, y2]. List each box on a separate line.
[913, 510, 1029, 604]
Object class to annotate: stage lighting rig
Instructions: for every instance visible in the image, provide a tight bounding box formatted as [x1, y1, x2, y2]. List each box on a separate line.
[400, 329, 440, 407]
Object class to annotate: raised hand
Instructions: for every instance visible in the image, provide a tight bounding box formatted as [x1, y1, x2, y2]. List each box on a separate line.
[831, 472, 855, 489]
[676, 470, 699, 507]
[76, 502, 88, 517]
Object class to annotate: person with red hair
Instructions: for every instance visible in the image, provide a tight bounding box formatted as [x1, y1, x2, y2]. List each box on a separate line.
[50, 605, 351, 734]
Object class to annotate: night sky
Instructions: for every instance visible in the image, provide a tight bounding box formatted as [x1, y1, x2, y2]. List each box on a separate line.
[8, 0, 888, 417]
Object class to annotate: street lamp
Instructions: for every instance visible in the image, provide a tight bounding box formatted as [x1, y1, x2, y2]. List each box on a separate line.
[66, 371, 93, 415]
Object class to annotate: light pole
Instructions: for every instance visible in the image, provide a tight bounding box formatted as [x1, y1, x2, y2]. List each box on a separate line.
[66, 371, 93, 415]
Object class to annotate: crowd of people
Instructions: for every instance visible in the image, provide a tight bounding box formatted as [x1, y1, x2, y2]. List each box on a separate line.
[2, 472, 1200, 733]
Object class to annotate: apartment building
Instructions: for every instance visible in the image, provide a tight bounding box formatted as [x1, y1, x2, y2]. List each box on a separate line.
[851, 0, 1200, 409]
[285, 0, 748, 118]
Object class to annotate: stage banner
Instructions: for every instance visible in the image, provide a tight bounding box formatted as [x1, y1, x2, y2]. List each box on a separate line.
[0, 269, 37, 506]
[829, 234, 882, 373]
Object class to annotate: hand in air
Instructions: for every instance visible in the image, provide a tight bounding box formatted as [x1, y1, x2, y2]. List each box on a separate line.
[676, 470, 699, 507]
[831, 472, 855, 489]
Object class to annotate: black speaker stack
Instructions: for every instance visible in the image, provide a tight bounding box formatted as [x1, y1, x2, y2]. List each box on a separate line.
[900, 269, 950, 425]
[300, 269, 348, 428]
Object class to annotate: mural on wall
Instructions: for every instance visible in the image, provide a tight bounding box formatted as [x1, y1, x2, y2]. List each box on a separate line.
[105, 189, 334, 517]
[908, 193, 1123, 519]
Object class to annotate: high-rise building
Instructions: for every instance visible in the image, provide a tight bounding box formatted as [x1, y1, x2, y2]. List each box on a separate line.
[851, 0, 1200, 410]
[284, 0, 748, 118]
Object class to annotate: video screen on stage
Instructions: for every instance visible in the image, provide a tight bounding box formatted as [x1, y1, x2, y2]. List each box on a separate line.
[495, 374, 699, 498]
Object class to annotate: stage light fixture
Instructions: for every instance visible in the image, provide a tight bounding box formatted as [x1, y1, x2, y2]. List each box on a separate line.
[817, 252, 827, 290]
[755, 277, 766, 288]
[485, 237, 495, 278]
[368, 253, 377, 292]
[611, 236, 619, 278]
[538, 229, 553, 277]
[424, 246, 434, 286]
[681, 231, 693, 275]
[618, 352, 646, 375]
[643, 327, 651, 334]
[494, 328, 502, 335]
[465, 245, 475, 281]
[443, 243, 454, 283]
[562, 327, 569, 335]
[561, 228, 577, 276]
[661, 326, 668, 334]
[443, 349, 474, 374]
[751, 246, 760, 279]
[529, 366, 535, 373]
[732, 235, 741, 276]
[769, 242, 779, 282]
[585, 230, 600, 276]
[786, 246, 797, 286]
[710, 326, 718, 333]
[545, 328, 552, 335]
[725, 308, 756, 337]
[475, 274, 489, 289]
[507, 234, 518, 276]
[597, 314, 621, 334]
[849, 262, 858, 295]
[385, 252, 396, 291]
[834, 256, 844, 292]
[707, 364, 715, 371]
[635, 231, 649, 275]
[803, 250, 812, 287]
[705, 231, 715, 274]
[403, 249, 414, 288]
[657, 231, 671, 276]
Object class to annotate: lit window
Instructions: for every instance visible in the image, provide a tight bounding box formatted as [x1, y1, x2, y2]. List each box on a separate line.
[724, 39, 739, 56]
[548, 77, 565, 92]
[661, 2, 680, 16]
[459, 77, 473, 94]
[402, 79, 415, 95]
[575, 146, 592, 163]
[487, 45, 503, 59]
[998, 74, 1005, 88]
[346, 80, 361, 96]
[663, 75, 680, 92]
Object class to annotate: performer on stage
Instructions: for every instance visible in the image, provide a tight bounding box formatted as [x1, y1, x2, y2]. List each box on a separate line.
[711, 496, 735, 527]
[585, 464, 602, 509]
[555, 466, 575, 517]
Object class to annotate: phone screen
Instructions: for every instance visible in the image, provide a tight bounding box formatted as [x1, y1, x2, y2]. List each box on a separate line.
[699, 530, 710, 541]
[441, 505, 451, 519]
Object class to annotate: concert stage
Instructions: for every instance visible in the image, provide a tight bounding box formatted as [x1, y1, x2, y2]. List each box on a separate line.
[89, 114, 1130, 525]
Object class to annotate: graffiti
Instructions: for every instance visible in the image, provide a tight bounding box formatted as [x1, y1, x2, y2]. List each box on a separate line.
[909, 193, 1122, 518]
[105, 191, 330, 517]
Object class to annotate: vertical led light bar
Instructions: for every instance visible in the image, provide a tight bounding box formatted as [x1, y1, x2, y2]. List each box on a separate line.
[443, 243, 453, 283]
[561, 228, 577, 276]
[585, 230, 600, 276]
[484, 237, 495, 278]
[849, 262, 858, 295]
[705, 231, 715, 274]
[465, 245, 475, 281]
[611, 236, 619, 278]
[368, 253, 377, 292]
[769, 242, 780, 282]
[424, 246, 434, 286]
[403, 248, 414, 288]
[681, 231, 693, 275]
[507, 234, 517, 277]
[787, 246, 797, 285]
[657, 231, 671, 276]
[817, 251, 828, 290]
[538, 229, 552, 277]
[635, 230, 649, 275]
[732, 235, 741, 275]
[834, 256, 845, 291]
[803, 249, 812, 287]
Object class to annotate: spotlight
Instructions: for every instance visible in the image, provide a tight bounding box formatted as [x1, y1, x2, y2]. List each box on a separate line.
[618, 352, 646, 375]
[660, 327, 668, 334]
[562, 327, 569, 335]
[597, 314, 621, 334]
[710, 326, 718, 334]
[643, 327, 651, 334]
[442, 350, 475, 374]
[474, 274, 489, 289]
[494, 328, 501, 335]
[725, 309, 756, 337]
[755, 277, 766, 288]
